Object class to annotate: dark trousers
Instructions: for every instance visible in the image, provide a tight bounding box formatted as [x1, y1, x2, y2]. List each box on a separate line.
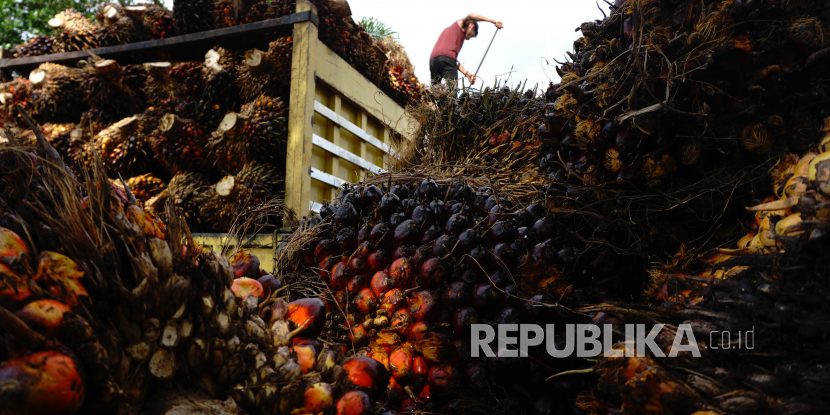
[429, 55, 458, 87]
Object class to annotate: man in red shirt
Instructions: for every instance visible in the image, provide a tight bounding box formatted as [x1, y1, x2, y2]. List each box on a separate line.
[429, 14, 504, 88]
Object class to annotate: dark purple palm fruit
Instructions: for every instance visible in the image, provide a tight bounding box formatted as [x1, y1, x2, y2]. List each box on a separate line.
[380, 192, 401, 218]
[394, 219, 419, 245]
[513, 207, 535, 227]
[392, 245, 415, 260]
[401, 198, 419, 216]
[474, 187, 492, 210]
[390, 212, 407, 227]
[525, 203, 547, 221]
[495, 307, 520, 325]
[432, 234, 456, 257]
[410, 205, 434, 227]
[412, 245, 432, 268]
[369, 222, 392, 245]
[415, 178, 439, 201]
[420, 224, 442, 245]
[493, 243, 518, 268]
[532, 239, 557, 266]
[391, 183, 410, 200]
[483, 195, 500, 212]
[357, 223, 373, 243]
[489, 270, 513, 289]
[428, 200, 447, 222]
[459, 269, 482, 285]
[444, 213, 469, 235]
[319, 204, 335, 219]
[334, 201, 358, 224]
[473, 283, 504, 313]
[447, 181, 474, 203]
[487, 204, 507, 226]
[557, 246, 575, 264]
[528, 217, 556, 242]
[335, 227, 357, 252]
[456, 228, 480, 253]
[417, 257, 448, 288]
[510, 233, 528, 253]
[467, 245, 489, 265]
[465, 361, 489, 391]
[362, 184, 383, 207]
[487, 220, 517, 243]
[443, 281, 471, 307]
[452, 307, 479, 333]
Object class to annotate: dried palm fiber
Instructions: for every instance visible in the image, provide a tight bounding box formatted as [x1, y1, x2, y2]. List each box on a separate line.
[27, 62, 85, 123]
[201, 163, 284, 231]
[49, 9, 102, 52]
[122, 3, 174, 38]
[208, 94, 288, 173]
[173, 0, 214, 35]
[237, 37, 293, 101]
[149, 113, 210, 173]
[80, 59, 147, 124]
[13, 35, 55, 58]
[126, 173, 166, 202]
[0, 128, 343, 414]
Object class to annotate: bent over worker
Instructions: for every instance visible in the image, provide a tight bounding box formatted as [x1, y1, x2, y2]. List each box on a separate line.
[429, 14, 503, 88]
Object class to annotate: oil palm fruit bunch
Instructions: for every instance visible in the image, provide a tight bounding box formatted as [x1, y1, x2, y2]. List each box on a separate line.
[0, 126, 344, 414]
[91, 115, 159, 178]
[149, 113, 210, 174]
[173, 0, 215, 35]
[48, 9, 102, 52]
[200, 48, 241, 129]
[142, 62, 176, 109]
[237, 37, 293, 101]
[0, 78, 33, 125]
[126, 173, 166, 202]
[202, 163, 285, 231]
[539, 0, 830, 190]
[213, 0, 238, 28]
[278, 178, 600, 413]
[168, 62, 208, 120]
[27, 63, 85, 124]
[209, 94, 288, 173]
[167, 171, 212, 231]
[94, 4, 143, 46]
[241, 0, 294, 23]
[80, 59, 147, 124]
[13, 36, 55, 58]
[122, 3, 174, 39]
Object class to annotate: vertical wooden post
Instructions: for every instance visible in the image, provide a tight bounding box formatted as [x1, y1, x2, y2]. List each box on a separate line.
[330, 94, 342, 200]
[285, 0, 318, 217]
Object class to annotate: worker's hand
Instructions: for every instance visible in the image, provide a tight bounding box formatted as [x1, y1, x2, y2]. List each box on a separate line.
[466, 73, 477, 85]
[493, 20, 504, 29]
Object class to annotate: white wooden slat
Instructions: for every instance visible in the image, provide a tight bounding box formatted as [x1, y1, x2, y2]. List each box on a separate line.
[312, 134, 384, 174]
[314, 101, 393, 154]
[309, 201, 323, 213]
[310, 167, 347, 188]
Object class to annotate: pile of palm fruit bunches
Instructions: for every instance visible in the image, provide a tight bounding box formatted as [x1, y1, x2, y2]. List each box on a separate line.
[0, 0, 422, 232]
[7, 0, 421, 106]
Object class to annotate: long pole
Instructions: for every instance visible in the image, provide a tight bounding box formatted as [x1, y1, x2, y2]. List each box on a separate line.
[473, 28, 499, 80]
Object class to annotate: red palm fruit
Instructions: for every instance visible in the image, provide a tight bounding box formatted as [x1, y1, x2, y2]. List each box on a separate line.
[0, 263, 31, 305]
[417, 258, 447, 287]
[304, 382, 334, 413]
[388, 257, 412, 286]
[125, 205, 166, 239]
[348, 323, 369, 347]
[315, 239, 337, 262]
[287, 298, 326, 337]
[387, 376, 404, 400]
[230, 277, 264, 299]
[392, 245, 414, 260]
[292, 338, 320, 374]
[44, 276, 89, 307]
[380, 288, 405, 315]
[0, 227, 30, 267]
[407, 321, 430, 341]
[257, 274, 282, 296]
[0, 351, 85, 415]
[336, 390, 372, 415]
[318, 255, 340, 279]
[16, 300, 71, 335]
[418, 384, 431, 401]
[407, 290, 438, 321]
[367, 250, 389, 272]
[354, 288, 377, 314]
[370, 271, 395, 297]
[347, 274, 369, 294]
[390, 308, 412, 333]
[412, 355, 428, 383]
[329, 260, 350, 290]
[342, 356, 390, 394]
[229, 250, 260, 278]
[354, 241, 373, 259]
[428, 364, 457, 391]
[368, 348, 390, 370]
[348, 257, 368, 275]
[389, 344, 414, 381]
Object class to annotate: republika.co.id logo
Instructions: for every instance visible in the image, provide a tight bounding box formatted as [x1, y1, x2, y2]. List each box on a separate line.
[470, 323, 752, 358]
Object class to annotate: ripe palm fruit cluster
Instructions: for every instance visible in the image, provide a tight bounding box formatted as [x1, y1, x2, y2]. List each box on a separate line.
[0, 132, 344, 414]
[13, 36, 55, 58]
[280, 178, 597, 413]
[27, 63, 84, 123]
[236, 37, 294, 101]
[48, 9, 102, 52]
[539, 0, 830, 189]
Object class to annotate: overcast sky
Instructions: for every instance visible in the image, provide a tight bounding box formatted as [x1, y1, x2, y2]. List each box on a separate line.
[161, 0, 611, 90]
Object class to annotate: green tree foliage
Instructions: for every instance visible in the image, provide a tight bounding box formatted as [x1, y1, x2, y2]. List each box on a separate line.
[0, 0, 161, 50]
[358, 16, 396, 40]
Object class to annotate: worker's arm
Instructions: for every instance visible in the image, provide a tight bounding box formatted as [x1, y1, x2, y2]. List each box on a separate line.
[457, 62, 476, 85]
[465, 13, 504, 29]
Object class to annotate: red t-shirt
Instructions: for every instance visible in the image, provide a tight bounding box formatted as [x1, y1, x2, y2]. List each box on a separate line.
[430, 21, 465, 61]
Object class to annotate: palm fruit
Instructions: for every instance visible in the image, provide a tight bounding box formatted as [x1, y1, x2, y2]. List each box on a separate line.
[122, 3, 174, 39]
[27, 63, 84, 123]
[49, 9, 102, 52]
[202, 162, 284, 231]
[13, 36, 55, 58]
[213, 0, 238, 28]
[88, 115, 155, 177]
[126, 174, 165, 202]
[0, 351, 85, 415]
[80, 59, 147, 123]
[166, 171, 211, 230]
[173, 0, 215, 35]
[237, 37, 293, 101]
[149, 113, 209, 173]
[208, 94, 287, 173]
[201, 48, 240, 128]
